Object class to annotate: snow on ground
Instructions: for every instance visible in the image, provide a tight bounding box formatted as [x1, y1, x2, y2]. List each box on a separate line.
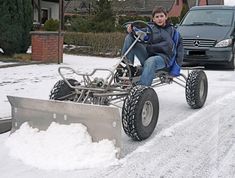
[0, 54, 235, 178]
[5, 122, 118, 171]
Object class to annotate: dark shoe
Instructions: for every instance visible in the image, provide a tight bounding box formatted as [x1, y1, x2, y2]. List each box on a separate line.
[130, 65, 142, 77]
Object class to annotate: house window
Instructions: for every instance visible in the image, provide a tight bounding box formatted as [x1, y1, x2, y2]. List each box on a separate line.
[41, 9, 49, 24]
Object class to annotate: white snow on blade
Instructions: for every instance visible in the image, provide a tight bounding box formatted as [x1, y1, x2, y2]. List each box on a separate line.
[5, 122, 119, 171]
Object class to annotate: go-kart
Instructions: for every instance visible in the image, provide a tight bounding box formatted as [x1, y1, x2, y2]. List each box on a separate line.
[7, 21, 208, 157]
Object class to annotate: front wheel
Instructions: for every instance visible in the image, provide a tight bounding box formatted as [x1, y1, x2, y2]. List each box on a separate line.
[185, 70, 208, 109]
[225, 57, 235, 70]
[224, 44, 235, 69]
[122, 85, 159, 141]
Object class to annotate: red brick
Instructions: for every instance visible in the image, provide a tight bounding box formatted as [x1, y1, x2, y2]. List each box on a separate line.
[30, 31, 64, 63]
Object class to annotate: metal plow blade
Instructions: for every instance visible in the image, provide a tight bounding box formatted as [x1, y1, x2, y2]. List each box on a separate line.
[7, 96, 122, 156]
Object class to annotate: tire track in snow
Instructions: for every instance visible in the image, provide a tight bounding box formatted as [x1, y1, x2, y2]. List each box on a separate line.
[95, 91, 235, 178]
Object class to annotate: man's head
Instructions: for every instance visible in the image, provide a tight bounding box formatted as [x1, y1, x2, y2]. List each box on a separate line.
[152, 6, 168, 27]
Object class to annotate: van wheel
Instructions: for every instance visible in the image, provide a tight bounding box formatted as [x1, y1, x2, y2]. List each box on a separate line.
[226, 58, 235, 69]
[224, 44, 235, 70]
[225, 52, 235, 70]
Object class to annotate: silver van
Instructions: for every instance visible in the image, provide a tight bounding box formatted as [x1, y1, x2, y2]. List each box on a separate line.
[177, 5, 235, 69]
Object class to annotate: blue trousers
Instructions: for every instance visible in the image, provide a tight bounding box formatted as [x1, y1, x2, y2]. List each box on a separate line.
[121, 34, 166, 86]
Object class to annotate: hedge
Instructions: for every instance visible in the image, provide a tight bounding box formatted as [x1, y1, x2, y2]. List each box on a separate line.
[64, 32, 126, 57]
[43, 19, 59, 31]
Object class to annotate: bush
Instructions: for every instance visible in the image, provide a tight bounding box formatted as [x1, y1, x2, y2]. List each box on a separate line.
[21, 0, 33, 53]
[93, 20, 115, 32]
[43, 19, 59, 31]
[118, 16, 151, 25]
[68, 0, 115, 33]
[93, 0, 115, 32]
[13, 53, 31, 62]
[64, 32, 126, 57]
[0, 53, 31, 62]
[69, 16, 116, 33]
[168, 17, 180, 25]
[0, 0, 33, 55]
[69, 16, 94, 32]
[180, 3, 189, 21]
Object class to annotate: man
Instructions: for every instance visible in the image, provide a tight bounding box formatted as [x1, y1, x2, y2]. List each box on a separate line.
[121, 6, 183, 86]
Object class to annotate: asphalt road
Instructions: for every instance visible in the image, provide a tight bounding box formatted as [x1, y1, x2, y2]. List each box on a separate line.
[0, 119, 12, 134]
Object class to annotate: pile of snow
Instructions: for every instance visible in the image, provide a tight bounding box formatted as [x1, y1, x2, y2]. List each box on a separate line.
[5, 122, 119, 171]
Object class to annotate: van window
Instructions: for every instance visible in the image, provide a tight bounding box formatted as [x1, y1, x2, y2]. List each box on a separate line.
[181, 9, 234, 27]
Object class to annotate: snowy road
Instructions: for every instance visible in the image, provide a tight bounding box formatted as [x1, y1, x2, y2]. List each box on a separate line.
[0, 54, 235, 177]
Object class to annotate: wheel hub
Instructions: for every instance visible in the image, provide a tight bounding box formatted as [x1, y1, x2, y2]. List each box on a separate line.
[142, 101, 153, 127]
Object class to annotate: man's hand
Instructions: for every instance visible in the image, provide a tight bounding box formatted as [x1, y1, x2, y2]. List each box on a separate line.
[127, 24, 132, 33]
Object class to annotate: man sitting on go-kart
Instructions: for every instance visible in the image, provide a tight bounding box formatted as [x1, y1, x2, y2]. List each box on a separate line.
[121, 6, 184, 86]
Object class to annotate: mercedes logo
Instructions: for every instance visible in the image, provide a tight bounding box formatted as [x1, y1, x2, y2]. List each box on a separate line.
[194, 40, 200, 47]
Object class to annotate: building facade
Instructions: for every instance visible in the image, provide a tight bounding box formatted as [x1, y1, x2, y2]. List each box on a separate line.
[32, 0, 225, 24]
[64, 0, 224, 17]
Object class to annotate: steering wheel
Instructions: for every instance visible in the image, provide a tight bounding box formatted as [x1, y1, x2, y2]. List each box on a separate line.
[124, 20, 153, 44]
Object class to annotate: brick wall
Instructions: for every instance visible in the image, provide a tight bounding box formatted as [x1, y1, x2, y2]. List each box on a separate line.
[31, 31, 64, 63]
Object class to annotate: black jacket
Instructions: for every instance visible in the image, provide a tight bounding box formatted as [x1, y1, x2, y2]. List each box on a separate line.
[146, 22, 184, 66]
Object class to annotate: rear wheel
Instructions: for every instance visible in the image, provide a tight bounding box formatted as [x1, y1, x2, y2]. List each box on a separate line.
[122, 85, 159, 141]
[185, 70, 208, 109]
[49, 79, 79, 101]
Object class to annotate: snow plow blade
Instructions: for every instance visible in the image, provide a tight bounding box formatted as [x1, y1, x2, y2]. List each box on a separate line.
[7, 96, 121, 156]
